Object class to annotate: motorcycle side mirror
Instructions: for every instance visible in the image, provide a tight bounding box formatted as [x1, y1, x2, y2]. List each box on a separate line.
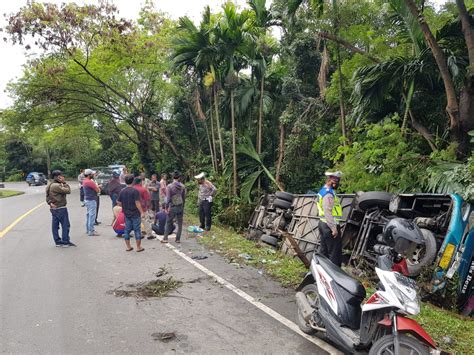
[377, 254, 394, 271]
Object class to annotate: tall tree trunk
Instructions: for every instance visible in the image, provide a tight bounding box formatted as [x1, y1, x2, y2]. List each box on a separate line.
[456, 0, 474, 157]
[333, 0, 347, 145]
[257, 77, 264, 155]
[409, 110, 437, 152]
[204, 119, 216, 173]
[458, 76, 474, 156]
[209, 105, 218, 173]
[336, 44, 347, 145]
[456, 0, 474, 66]
[45, 146, 51, 178]
[275, 122, 286, 187]
[404, 0, 463, 156]
[402, 80, 415, 132]
[230, 88, 238, 195]
[189, 110, 201, 147]
[214, 86, 226, 169]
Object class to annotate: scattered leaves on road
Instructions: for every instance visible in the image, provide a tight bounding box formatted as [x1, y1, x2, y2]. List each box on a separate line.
[108, 267, 182, 299]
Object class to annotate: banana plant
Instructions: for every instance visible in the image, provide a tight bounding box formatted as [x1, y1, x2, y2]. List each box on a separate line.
[237, 135, 283, 202]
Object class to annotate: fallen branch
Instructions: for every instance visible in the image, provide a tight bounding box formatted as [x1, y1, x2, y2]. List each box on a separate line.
[316, 31, 381, 64]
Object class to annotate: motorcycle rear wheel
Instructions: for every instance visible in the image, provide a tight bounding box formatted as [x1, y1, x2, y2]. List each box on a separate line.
[369, 334, 429, 355]
[297, 284, 322, 335]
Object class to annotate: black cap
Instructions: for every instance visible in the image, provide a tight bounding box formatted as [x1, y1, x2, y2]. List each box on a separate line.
[172, 170, 181, 179]
[51, 170, 63, 178]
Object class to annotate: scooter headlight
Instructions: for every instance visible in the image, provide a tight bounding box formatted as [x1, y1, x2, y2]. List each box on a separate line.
[387, 274, 420, 315]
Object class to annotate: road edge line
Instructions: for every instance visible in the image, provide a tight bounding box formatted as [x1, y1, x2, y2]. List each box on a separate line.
[158, 237, 342, 355]
[0, 202, 46, 238]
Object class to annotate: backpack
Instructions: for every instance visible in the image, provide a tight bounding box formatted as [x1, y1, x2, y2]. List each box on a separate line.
[171, 183, 184, 206]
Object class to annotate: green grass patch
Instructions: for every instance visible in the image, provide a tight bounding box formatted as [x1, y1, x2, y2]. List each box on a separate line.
[186, 215, 306, 286]
[188, 215, 473, 353]
[414, 303, 473, 353]
[0, 189, 24, 198]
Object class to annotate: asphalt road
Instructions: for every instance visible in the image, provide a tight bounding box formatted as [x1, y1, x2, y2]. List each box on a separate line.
[0, 183, 338, 354]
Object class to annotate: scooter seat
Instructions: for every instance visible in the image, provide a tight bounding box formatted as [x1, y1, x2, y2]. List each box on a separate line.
[315, 254, 366, 298]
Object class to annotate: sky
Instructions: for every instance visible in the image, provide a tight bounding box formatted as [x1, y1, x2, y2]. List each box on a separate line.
[0, 0, 449, 109]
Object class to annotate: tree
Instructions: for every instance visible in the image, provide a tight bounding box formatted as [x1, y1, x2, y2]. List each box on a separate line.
[403, 0, 473, 158]
[5, 2, 188, 172]
[217, 3, 253, 195]
[172, 9, 224, 172]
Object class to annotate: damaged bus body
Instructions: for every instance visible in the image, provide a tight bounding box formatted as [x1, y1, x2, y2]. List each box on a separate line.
[247, 191, 474, 316]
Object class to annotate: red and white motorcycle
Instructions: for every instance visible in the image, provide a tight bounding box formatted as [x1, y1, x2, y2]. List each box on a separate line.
[296, 218, 438, 354]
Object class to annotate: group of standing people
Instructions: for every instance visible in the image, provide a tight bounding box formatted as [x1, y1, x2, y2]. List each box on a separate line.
[48, 164, 341, 269]
[46, 166, 217, 252]
[110, 169, 217, 252]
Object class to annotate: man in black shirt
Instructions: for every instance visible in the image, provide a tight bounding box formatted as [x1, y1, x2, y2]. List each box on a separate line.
[117, 174, 145, 252]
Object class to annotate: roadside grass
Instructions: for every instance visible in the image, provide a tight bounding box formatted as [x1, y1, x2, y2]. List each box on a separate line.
[186, 215, 307, 286]
[187, 215, 472, 354]
[414, 303, 473, 354]
[0, 190, 24, 198]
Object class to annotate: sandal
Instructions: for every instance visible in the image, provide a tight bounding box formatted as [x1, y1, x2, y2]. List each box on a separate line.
[160, 240, 168, 244]
[137, 248, 145, 252]
[126, 247, 134, 252]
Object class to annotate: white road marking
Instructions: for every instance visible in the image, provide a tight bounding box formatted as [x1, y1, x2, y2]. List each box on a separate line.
[157, 236, 342, 355]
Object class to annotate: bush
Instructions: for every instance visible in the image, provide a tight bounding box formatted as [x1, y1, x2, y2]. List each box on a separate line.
[217, 202, 254, 230]
[184, 178, 254, 230]
[335, 121, 429, 193]
[6, 172, 23, 182]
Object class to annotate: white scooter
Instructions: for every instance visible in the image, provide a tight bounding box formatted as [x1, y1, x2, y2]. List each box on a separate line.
[296, 219, 438, 354]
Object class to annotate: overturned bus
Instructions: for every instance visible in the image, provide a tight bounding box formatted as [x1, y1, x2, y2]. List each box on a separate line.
[247, 191, 474, 316]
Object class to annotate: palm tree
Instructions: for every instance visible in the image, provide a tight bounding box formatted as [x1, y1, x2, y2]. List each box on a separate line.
[217, 2, 253, 195]
[172, 7, 225, 171]
[352, 52, 440, 151]
[248, 0, 277, 155]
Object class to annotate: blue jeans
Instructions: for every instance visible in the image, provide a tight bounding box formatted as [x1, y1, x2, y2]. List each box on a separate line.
[51, 208, 70, 245]
[84, 199, 97, 235]
[111, 194, 118, 208]
[124, 216, 142, 241]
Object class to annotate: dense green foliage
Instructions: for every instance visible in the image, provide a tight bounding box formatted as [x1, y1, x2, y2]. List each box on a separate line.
[1, 0, 473, 220]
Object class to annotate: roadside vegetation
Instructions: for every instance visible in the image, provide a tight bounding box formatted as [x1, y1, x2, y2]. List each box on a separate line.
[0, 1, 473, 211]
[0, 190, 24, 198]
[0, 0, 472, 350]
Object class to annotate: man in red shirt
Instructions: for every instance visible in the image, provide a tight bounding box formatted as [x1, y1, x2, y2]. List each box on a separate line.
[133, 177, 153, 239]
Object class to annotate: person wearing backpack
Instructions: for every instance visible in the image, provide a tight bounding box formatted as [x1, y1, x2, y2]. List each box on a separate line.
[161, 170, 186, 244]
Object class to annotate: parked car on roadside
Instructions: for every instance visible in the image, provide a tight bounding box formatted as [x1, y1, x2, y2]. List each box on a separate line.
[26, 172, 47, 186]
[248, 191, 474, 316]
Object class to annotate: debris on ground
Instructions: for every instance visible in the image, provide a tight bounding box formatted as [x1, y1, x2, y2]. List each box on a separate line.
[155, 266, 167, 278]
[186, 276, 209, 284]
[187, 226, 204, 233]
[108, 268, 182, 299]
[191, 255, 208, 260]
[441, 336, 455, 346]
[238, 253, 253, 261]
[151, 332, 177, 343]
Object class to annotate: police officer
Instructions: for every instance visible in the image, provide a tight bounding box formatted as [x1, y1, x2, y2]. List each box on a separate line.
[317, 171, 343, 266]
